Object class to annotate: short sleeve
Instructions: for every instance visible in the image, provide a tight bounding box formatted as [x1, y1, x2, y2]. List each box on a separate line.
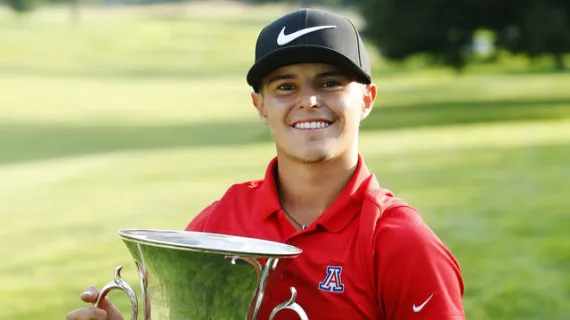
[184, 201, 219, 231]
[376, 206, 465, 319]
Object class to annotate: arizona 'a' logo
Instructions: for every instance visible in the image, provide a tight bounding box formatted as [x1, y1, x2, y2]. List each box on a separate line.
[318, 266, 345, 292]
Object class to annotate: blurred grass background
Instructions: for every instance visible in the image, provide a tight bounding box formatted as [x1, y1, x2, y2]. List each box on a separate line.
[0, 2, 569, 319]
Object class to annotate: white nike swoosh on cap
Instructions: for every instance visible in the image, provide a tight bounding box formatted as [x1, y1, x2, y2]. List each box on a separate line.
[276, 25, 337, 46]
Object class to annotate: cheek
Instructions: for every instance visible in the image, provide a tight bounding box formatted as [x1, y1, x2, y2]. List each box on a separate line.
[336, 100, 362, 123]
[266, 109, 284, 128]
[338, 107, 365, 136]
[328, 90, 362, 117]
[264, 99, 290, 126]
[264, 106, 289, 136]
[344, 95, 366, 121]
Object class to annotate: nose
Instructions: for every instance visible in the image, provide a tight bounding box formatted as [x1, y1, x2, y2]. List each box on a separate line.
[297, 86, 319, 109]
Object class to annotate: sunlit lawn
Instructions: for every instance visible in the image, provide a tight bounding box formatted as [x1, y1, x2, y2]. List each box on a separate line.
[0, 2, 569, 319]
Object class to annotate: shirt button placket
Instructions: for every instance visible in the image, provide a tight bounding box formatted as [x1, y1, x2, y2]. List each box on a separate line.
[281, 236, 299, 280]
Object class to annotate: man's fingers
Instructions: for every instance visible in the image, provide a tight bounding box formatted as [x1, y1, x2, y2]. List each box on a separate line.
[80, 286, 100, 304]
[66, 306, 107, 320]
[103, 301, 125, 320]
[79, 286, 124, 320]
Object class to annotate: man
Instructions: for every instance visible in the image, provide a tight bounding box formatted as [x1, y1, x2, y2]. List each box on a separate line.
[66, 8, 465, 320]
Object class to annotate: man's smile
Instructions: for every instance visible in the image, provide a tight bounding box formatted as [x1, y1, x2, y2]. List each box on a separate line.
[291, 119, 334, 130]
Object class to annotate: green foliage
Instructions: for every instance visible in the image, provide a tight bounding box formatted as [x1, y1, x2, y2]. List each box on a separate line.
[356, 0, 481, 71]
[494, 0, 570, 70]
[240, 0, 351, 7]
[1, 5, 570, 320]
[356, 0, 570, 71]
[4, 0, 39, 13]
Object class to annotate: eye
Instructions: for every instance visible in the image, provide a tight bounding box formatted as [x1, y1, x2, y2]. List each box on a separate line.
[277, 83, 296, 91]
[322, 79, 341, 88]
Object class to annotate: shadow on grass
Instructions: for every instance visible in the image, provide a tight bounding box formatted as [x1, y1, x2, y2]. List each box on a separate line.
[0, 65, 248, 80]
[1, 97, 569, 165]
[0, 121, 272, 165]
[497, 68, 570, 76]
[365, 141, 570, 320]
[362, 97, 570, 131]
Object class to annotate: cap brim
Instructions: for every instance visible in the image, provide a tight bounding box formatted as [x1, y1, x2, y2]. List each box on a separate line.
[246, 45, 371, 92]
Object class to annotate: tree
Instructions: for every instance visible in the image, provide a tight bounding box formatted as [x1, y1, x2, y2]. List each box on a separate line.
[5, 0, 39, 13]
[494, 0, 570, 70]
[355, 0, 570, 71]
[356, 0, 483, 71]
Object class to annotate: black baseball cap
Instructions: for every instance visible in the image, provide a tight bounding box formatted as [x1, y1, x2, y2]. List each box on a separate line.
[246, 8, 371, 92]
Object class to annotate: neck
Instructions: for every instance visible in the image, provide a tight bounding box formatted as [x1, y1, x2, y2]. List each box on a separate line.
[275, 150, 359, 226]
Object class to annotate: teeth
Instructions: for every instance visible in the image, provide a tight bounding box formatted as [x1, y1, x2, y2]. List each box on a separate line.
[294, 121, 331, 129]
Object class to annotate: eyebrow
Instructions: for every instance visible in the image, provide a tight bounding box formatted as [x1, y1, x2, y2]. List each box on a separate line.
[316, 71, 349, 79]
[265, 70, 349, 86]
[265, 74, 296, 85]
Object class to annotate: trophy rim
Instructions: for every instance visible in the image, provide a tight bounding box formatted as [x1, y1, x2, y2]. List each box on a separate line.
[117, 228, 303, 258]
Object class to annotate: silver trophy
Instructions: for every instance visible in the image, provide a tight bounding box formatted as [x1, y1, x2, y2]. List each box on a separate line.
[96, 229, 308, 320]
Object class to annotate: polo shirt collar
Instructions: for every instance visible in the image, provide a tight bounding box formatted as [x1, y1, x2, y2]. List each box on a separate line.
[256, 154, 374, 233]
[257, 157, 282, 218]
[315, 155, 374, 232]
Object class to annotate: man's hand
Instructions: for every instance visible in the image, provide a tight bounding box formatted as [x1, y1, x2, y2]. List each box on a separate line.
[65, 286, 124, 320]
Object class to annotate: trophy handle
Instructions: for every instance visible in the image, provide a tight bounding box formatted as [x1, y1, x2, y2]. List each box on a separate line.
[95, 265, 138, 320]
[268, 287, 308, 320]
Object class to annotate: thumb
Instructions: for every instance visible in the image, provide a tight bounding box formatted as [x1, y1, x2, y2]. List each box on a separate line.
[80, 287, 100, 304]
[81, 287, 125, 320]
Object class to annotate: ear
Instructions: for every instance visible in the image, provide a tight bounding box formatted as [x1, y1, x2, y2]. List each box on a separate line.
[360, 83, 377, 121]
[251, 91, 269, 126]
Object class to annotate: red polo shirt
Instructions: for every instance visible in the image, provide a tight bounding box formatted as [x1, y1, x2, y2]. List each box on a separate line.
[185, 154, 465, 319]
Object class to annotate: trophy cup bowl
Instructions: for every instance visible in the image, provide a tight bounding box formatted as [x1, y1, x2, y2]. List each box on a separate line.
[96, 229, 308, 320]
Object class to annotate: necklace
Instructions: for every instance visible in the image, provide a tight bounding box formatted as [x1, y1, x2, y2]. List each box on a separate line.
[275, 169, 308, 230]
[283, 209, 308, 230]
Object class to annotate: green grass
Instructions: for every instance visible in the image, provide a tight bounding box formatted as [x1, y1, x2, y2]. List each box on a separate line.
[0, 2, 569, 319]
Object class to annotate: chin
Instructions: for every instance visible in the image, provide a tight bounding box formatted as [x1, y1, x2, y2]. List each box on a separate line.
[288, 149, 335, 164]
[277, 139, 343, 163]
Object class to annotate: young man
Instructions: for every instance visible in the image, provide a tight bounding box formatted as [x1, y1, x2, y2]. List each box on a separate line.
[66, 8, 465, 320]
